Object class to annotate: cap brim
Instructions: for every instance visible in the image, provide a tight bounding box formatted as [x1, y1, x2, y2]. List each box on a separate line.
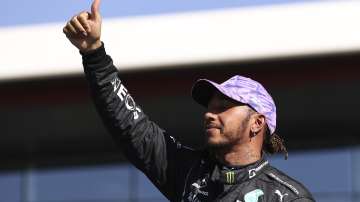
[191, 79, 223, 107]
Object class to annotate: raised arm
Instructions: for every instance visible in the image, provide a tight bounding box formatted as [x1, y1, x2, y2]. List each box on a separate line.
[62, 1, 198, 200]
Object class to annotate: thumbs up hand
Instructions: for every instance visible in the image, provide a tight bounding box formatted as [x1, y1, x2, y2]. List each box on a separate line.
[63, 0, 102, 52]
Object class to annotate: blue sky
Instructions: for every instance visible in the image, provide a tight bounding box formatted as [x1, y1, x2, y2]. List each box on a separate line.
[2, 0, 316, 27]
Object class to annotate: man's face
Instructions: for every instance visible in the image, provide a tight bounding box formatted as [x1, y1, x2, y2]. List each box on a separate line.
[204, 92, 252, 148]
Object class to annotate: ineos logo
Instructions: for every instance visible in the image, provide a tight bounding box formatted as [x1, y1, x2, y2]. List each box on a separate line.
[125, 94, 136, 110]
[112, 77, 142, 120]
[125, 94, 142, 120]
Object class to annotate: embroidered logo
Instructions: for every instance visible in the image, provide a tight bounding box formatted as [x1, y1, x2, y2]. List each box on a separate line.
[248, 169, 256, 179]
[248, 160, 269, 179]
[225, 171, 235, 184]
[187, 178, 208, 202]
[275, 190, 288, 202]
[111, 77, 141, 120]
[267, 172, 299, 195]
[244, 189, 264, 202]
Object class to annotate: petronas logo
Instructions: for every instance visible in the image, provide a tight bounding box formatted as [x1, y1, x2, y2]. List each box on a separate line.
[225, 171, 235, 184]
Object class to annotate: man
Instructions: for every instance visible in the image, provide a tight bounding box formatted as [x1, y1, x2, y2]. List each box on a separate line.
[63, 0, 315, 201]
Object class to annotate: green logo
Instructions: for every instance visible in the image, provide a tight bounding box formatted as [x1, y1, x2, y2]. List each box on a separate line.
[244, 189, 264, 202]
[225, 171, 235, 184]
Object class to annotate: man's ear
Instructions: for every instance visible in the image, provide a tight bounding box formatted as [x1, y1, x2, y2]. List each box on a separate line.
[250, 113, 266, 134]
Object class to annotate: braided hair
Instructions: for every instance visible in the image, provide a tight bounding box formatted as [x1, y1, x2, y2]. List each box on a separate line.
[245, 107, 288, 160]
[263, 128, 288, 160]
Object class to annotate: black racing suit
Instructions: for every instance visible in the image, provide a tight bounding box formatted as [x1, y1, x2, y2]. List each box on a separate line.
[81, 43, 315, 202]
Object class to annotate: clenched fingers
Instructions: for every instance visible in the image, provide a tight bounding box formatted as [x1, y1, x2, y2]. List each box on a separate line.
[70, 16, 87, 36]
[64, 21, 77, 36]
[78, 12, 91, 32]
[62, 26, 70, 37]
[63, 26, 77, 39]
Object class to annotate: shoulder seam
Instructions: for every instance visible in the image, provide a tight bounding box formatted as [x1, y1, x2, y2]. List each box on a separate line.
[288, 196, 315, 202]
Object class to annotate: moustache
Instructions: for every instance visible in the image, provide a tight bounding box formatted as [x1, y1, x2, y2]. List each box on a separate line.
[205, 124, 224, 134]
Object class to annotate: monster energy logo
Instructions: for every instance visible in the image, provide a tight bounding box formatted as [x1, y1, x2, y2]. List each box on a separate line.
[225, 171, 235, 184]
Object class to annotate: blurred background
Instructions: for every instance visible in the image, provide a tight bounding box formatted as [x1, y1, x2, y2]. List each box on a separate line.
[1, 0, 360, 201]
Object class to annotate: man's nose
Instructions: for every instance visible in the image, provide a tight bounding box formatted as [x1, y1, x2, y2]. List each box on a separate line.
[204, 111, 216, 121]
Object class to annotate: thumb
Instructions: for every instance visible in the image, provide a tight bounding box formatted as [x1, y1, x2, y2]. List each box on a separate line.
[91, 0, 101, 20]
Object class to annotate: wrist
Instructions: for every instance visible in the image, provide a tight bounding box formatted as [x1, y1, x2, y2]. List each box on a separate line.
[80, 41, 106, 64]
[81, 40, 102, 52]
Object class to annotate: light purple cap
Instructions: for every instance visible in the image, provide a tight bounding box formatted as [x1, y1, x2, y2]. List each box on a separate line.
[191, 75, 277, 134]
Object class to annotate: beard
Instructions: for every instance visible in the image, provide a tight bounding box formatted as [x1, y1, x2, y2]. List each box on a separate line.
[206, 126, 239, 150]
[205, 118, 250, 150]
[207, 140, 235, 150]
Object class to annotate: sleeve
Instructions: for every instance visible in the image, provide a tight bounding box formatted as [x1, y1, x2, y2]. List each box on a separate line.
[81, 43, 195, 200]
